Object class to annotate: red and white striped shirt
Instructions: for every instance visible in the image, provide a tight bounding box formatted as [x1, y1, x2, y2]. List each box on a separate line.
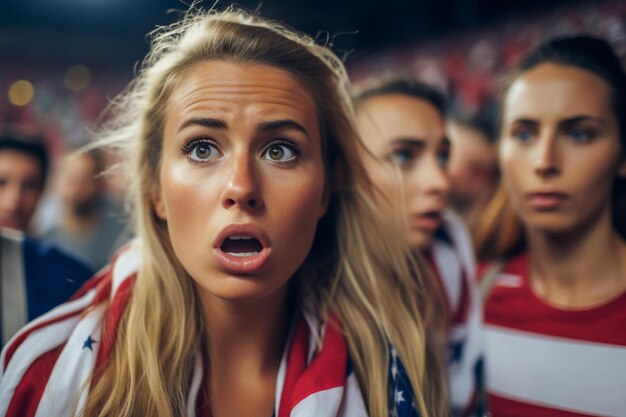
[483, 252, 626, 417]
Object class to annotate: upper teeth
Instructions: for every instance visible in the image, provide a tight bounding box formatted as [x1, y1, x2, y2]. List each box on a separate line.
[229, 235, 254, 240]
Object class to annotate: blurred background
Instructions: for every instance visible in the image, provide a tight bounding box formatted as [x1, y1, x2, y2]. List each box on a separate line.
[2, 0, 624, 152]
[1, 0, 625, 264]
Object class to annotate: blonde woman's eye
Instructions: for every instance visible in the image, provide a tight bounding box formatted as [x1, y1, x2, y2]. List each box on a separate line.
[390, 149, 413, 167]
[262, 141, 301, 163]
[182, 140, 221, 163]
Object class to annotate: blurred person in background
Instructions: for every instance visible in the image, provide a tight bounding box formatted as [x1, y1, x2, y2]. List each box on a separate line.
[446, 110, 499, 238]
[41, 149, 128, 270]
[478, 36, 626, 416]
[354, 78, 484, 417]
[0, 129, 48, 233]
[0, 129, 93, 345]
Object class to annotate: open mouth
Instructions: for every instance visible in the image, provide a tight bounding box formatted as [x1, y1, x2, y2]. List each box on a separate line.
[220, 235, 264, 257]
[422, 211, 441, 220]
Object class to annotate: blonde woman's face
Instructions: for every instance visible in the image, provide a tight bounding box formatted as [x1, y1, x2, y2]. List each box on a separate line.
[357, 94, 451, 251]
[153, 60, 327, 304]
[500, 63, 626, 235]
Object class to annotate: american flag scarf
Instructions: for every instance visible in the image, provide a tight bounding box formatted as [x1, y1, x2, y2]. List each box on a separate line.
[0, 241, 369, 417]
[431, 211, 484, 417]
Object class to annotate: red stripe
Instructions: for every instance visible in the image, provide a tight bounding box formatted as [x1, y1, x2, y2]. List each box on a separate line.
[5, 344, 64, 417]
[489, 393, 601, 417]
[92, 274, 135, 385]
[68, 266, 110, 301]
[279, 315, 347, 416]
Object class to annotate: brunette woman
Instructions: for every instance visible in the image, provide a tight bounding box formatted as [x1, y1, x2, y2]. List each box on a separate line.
[481, 36, 626, 416]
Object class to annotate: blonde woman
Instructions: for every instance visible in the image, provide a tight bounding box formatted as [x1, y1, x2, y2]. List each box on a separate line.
[354, 78, 484, 417]
[0, 7, 445, 417]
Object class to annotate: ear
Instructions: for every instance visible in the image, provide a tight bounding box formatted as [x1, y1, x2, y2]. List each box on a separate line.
[152, 185, 167, 221]
[318, 186, 330, 220]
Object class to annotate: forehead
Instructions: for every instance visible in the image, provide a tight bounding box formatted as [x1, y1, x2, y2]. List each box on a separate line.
[504, 63, 614, 121]
[166, 60, 319, 130]
[0, 149, 42, 174]
[357, 94, 444, 147]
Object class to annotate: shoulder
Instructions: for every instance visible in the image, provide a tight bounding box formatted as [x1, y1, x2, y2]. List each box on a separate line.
[0, 271, 109, 416]
[22, 235, 94, 277]
[0, 242, 140, 416]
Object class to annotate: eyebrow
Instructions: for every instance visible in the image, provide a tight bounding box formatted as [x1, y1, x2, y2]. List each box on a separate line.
[559, 115, 606, 127]
[176, 117, 311, 141]
[390, 138, 426, 148]
[257, 119, 311, 141]
[178, 117, 227, 132]
[390, 137, 450, 148]
[509, 115, 606, 126]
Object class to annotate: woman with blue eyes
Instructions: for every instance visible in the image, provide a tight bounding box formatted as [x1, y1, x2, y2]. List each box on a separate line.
[479, 36, 626, 416]
[354, 78, 484, 417]
[0, 7, 447, 417]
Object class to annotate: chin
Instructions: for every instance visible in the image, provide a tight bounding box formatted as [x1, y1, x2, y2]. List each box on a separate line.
[409, 232, 433, 252]
[195, 276, 288, 304]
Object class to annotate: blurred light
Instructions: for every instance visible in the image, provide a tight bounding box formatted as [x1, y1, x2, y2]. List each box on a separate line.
[8, 80, 35, 106]
[64, 65, 91, 92]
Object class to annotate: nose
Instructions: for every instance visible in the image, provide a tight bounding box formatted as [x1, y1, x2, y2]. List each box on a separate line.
[534, 134, 560, 177]
[426, 157, 451, 197]
[221, 154, 263, 212]
[412, 156, 451, 198]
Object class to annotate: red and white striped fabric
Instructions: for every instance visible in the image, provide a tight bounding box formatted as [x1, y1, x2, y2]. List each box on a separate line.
[483, 252, 626, 417]
[0, 240, 367, 417]
[429, 211, 484, 417]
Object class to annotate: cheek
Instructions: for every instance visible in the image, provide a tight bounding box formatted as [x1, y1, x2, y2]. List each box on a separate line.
[158, 164, 220, 234]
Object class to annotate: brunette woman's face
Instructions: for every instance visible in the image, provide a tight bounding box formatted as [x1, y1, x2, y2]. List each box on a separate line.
[357, 94, 451, 251]
[500, 63, 626, 235]
[153, 60, 327, 303]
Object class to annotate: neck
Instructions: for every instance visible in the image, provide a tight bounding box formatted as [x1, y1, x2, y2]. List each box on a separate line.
[527, 209, 626, 308]
[199, 285, 291, 380]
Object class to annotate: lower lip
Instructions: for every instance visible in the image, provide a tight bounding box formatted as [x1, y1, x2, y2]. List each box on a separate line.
[213, 247, 271, 274]
[527, 194, 567, 209]
[411, 215, 442, 231]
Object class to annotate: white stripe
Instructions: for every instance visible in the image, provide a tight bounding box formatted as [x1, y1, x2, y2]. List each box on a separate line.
[186, 351, 203, 417]
[290, 386, 344, 417]
[337, 372, 368, 416]
[111, 240, 140, 299]
[0, 315, 82, 416]
[485, 325, 626, 416]
[290, 372, 367, 417]
[34, 304, 106, 417]
[448, 299, 483, 410]
[432, 240, 462, 311]
[442, 211, 476, 281]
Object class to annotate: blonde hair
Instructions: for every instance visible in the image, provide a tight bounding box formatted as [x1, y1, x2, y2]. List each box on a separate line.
[82, 6, 445, 417]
